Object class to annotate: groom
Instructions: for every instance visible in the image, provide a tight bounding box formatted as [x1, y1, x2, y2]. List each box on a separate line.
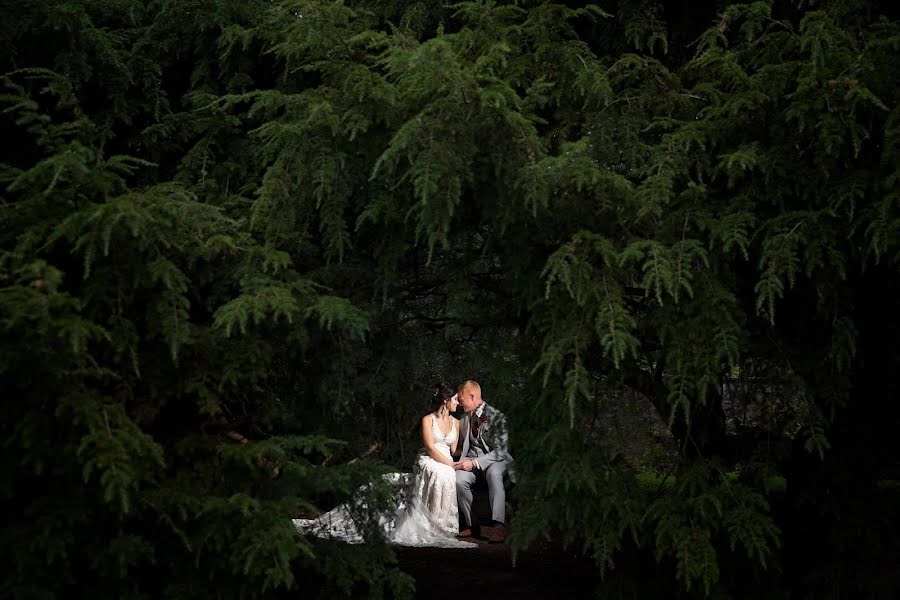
[454, 380, 514, 543]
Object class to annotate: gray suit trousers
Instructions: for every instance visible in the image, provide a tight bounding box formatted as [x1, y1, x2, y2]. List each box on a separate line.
[455, 460, 507, 526]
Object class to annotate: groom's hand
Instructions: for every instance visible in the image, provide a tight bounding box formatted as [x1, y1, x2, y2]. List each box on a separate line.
[454, 459, 475, 471]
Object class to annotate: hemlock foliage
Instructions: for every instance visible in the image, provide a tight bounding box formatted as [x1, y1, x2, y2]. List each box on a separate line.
[1, 0, 898, 597]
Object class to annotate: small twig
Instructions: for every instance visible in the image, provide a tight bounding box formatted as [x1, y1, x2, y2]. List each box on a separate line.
[223, 430, 280, 476]
[599, 95, 640, 114]
[348, 441, 382, 464]
[224, 430, 248, 444]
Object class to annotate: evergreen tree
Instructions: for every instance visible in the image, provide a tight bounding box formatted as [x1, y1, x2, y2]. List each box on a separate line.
[1, 0, 898, 597]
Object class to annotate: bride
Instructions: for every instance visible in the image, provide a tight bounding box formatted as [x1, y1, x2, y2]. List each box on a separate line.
[293, 383, 476, 548]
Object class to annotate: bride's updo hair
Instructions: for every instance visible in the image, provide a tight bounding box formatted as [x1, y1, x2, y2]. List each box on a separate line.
[430, 382, 455, 410]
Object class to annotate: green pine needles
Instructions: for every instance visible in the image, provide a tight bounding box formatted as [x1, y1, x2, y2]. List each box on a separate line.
[2, 0, 898, 597]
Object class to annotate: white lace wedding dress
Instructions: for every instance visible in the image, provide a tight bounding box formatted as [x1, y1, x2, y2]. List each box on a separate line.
[293, 414, 476, 548]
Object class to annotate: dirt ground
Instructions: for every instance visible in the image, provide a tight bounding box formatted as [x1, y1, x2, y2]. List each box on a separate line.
[392, 489, 600, 598]
[394, 525, 598, 599]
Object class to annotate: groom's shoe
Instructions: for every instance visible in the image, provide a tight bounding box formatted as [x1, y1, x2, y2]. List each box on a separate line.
[487, 525, 506, 544]
[457, 527, 474, 539]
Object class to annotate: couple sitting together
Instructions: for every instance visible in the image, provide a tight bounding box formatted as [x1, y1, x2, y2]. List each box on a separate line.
[294, 380, 513, 548]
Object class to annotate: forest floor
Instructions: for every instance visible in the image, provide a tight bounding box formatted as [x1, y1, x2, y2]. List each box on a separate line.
[394, 524, 598, 599]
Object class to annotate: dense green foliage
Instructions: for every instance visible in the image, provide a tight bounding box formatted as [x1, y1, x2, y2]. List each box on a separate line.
[2, 0, 898, 598]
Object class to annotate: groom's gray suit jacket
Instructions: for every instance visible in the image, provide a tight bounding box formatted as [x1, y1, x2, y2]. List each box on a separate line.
[459, 403, 515, 482]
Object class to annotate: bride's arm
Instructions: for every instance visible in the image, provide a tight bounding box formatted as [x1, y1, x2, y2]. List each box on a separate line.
[421, 416, 455, 466]
[450, 419, 460, 457]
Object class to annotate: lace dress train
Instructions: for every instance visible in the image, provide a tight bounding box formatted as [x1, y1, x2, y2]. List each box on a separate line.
[293, 415, 475, 549]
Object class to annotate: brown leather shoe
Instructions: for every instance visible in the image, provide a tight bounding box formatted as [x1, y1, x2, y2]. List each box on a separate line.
[457, 528, 473, 538]
[487, 526, 506, 544]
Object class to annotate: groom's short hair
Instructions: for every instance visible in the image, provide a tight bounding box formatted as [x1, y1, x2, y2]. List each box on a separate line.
[458, 380, 480, 396]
